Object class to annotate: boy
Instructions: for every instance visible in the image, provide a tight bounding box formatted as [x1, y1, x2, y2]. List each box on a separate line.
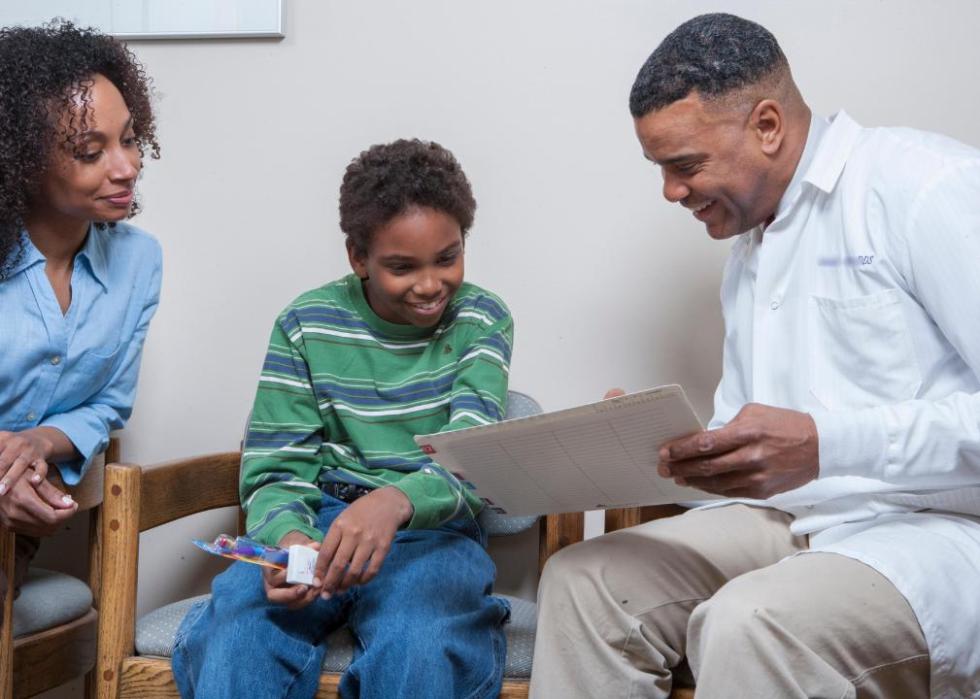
[173, 139, 514, 698]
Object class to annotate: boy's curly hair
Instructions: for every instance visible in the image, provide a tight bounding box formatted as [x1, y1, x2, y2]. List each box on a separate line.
[0, 19, 160, 277]
[339, 139, 476, 255]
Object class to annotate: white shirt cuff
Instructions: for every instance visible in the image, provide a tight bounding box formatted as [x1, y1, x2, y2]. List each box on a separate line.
[811, 407, 888, 479]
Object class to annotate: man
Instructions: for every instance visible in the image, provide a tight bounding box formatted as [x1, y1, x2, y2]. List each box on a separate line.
[531, 13, 980, 699]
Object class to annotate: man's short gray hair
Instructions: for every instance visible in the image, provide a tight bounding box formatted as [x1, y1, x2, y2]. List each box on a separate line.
[629, 13, 788, 118]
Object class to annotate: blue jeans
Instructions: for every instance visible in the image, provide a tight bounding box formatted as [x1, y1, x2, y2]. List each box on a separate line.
[172, 494, 510, 699]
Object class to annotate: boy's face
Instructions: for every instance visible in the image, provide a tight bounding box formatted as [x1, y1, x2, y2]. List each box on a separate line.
[348, 206, 465, 328]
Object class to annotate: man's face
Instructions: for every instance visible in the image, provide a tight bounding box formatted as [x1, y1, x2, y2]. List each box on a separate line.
[634, 93, 775, 239]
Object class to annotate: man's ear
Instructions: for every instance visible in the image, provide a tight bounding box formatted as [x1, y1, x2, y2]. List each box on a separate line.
[750, 99, 786, 156]
[346, 239, 369, 279]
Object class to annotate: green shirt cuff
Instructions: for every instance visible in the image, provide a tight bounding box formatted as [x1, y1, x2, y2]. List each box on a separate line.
[390, 477, 445, 530]
[252, 516, 323, 548]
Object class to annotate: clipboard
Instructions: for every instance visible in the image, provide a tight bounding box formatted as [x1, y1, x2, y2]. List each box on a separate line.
[415, 384, 719, 515]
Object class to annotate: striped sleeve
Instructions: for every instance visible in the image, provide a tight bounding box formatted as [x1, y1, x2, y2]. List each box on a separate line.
[240, 309, 326, 546]
[392, 295, 513, 530]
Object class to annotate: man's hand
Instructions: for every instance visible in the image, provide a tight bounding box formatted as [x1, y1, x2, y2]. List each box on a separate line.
[262, 531, 321, 609]
[658, 403, 819, 499]
[0, 429, 53, 495]
[315, 486, 413, 599]
[0, 476, 77, 537]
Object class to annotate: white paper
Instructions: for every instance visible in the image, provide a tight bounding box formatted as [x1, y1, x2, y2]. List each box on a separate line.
[415, 384, 720, 516]
[286, 544, 318, 585]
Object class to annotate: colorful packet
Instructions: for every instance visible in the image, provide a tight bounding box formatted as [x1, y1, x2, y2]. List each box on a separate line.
[192, 533, 289, 569]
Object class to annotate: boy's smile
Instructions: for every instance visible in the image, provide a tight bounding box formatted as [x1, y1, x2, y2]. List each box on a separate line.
[348, 206, 465, 328]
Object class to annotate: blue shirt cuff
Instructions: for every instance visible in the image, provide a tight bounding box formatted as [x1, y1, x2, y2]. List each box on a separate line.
[38, 413, 107, 485]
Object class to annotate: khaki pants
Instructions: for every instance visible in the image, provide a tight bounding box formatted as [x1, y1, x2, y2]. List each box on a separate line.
[530, 505, 929, 699]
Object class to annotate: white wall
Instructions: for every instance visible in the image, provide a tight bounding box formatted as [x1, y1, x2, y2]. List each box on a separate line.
[32, 1, 980, 669]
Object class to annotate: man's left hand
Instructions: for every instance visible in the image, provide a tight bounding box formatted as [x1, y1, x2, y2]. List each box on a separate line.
[658, 403, 819, 499]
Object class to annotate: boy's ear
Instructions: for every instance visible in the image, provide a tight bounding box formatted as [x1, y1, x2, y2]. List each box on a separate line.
[346, 239, 369, 279]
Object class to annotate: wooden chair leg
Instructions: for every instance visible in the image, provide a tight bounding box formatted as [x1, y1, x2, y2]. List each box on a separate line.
[96, 464, 142, 699]
[1, 527, 16, 699]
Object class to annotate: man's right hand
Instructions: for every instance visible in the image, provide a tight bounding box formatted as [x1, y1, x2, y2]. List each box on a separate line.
[261, 531, 321, 609]
[0, 476, 77, 537]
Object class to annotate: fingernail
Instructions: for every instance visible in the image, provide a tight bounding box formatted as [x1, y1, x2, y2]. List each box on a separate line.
[296, 585, 307, 594]
[676, 477, 687, 486]
[320, 590, 332, 600]
[312, 577, 322, 588]
[657, 464, 670, 477]
[0, 482, 7, 495]
[698, 437, 714, 452]
[659, 448, 669, 461]
[31, 473, 41, 483]
[62, 494, 74, 504]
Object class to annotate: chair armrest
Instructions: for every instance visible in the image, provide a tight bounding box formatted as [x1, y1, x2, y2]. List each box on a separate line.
[538, 512, 584, 575]
[605, 504, 687, 533]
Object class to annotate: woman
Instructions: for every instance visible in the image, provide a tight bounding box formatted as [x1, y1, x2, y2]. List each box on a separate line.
[0, 20, 162, 601]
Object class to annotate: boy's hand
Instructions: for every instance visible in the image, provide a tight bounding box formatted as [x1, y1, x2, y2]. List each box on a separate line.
[316, 486, 413, 598]
[0, 476, 77, 537]
[263, 531, 321, 609]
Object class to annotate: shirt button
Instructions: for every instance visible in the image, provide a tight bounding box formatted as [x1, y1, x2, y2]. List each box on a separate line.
[50, 355, 61, 365]
[26, 411, 36, 421]
[770, 299, 781, 310]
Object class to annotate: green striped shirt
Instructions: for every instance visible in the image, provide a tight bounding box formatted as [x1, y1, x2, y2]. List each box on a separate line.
[241, 274, 513, 546]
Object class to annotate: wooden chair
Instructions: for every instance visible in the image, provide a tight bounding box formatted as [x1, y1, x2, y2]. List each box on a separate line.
[95, 392, 587, 699]
[0, 440, 117, 699]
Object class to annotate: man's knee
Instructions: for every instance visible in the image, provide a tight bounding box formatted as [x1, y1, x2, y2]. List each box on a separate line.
[538, 535, 629, 602]
[688, 574, 787, 655]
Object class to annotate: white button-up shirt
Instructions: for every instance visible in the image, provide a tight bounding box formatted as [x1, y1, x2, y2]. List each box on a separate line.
[712, 111, 980, 698]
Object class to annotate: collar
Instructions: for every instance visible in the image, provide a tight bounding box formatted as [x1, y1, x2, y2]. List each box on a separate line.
[76, 224, 110, 291]
[800, 110, 863, 194]
[5, 233, 45, 278]
[6, 224, 110, 290]
[774, 113, 829, 219]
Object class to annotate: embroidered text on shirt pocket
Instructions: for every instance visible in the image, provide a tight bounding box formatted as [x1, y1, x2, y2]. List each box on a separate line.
[808, 288, 921, 410]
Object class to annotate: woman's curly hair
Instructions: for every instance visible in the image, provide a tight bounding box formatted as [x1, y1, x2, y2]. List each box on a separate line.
[0, 19, 160, 277]
[339, 139, 476, 256]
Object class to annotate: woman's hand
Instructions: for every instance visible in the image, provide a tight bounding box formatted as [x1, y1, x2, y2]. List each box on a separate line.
[0, 429, 54, 496]
[315, 487, 413, 599]
[262, 531, 321, 609]
[0, 476, 77, 536]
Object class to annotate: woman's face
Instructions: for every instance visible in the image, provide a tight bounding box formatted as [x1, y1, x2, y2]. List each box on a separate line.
[32, 73, 141, 228]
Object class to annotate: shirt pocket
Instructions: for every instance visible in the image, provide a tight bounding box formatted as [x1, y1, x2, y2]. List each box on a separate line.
[809, 288, 921, 410]
[63, 344, 124, 405]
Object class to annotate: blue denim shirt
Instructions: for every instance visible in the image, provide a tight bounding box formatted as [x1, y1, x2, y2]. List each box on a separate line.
[0, 222, 161, 483]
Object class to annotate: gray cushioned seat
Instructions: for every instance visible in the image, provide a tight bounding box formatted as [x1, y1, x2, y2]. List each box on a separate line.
[135, 593, 535, 679]
[12, 567, 93, 638]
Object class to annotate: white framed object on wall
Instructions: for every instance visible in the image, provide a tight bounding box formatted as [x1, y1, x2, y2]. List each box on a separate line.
[0, 0, 284, 40]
